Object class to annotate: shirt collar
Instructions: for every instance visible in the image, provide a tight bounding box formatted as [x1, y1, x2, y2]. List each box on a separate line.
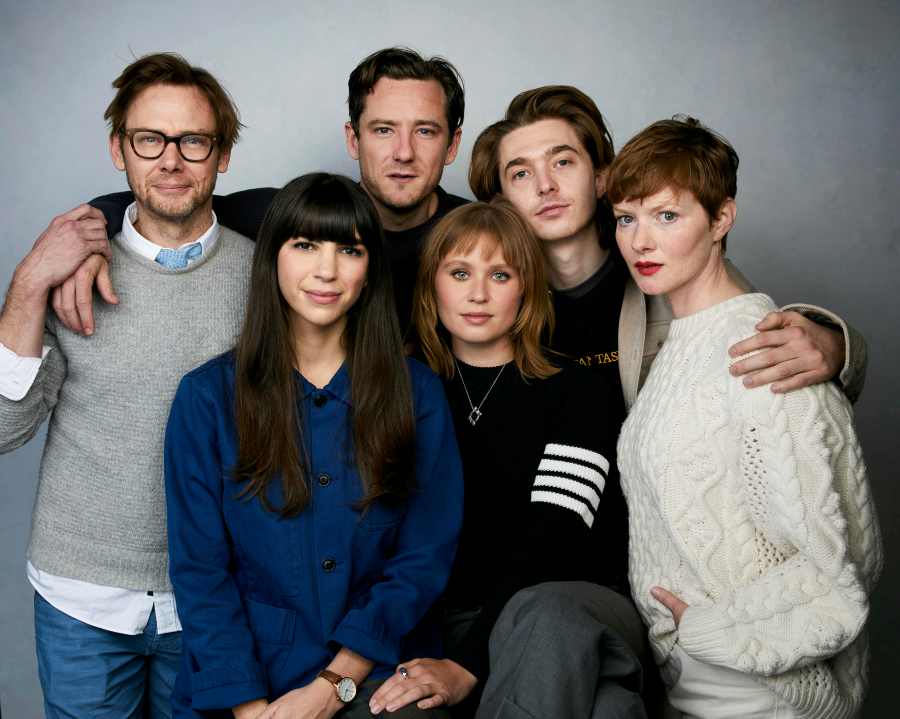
[297, 363, 352, 406]
[120, 202, 220, 261]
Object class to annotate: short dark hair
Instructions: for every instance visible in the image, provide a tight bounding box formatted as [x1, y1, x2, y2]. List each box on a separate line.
[607, 116, 739, 249]
[105, 52, 243, 151]
[347, 47, 465, 139]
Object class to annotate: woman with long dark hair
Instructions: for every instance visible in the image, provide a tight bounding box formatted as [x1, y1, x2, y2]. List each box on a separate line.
[369, 201, 649, 718]
[163, 173, 463, 718]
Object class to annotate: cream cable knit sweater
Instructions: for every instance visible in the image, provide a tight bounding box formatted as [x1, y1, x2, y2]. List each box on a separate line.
[618, 293, 882, 719]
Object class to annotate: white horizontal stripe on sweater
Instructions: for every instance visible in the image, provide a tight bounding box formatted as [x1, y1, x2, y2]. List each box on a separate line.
[537, 458, 606, 494]
[534, 475, 601, 509]
[543, 443, 610, 474]
[531, 490, 595, 528]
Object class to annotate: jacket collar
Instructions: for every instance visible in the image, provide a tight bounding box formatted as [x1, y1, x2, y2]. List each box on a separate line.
[296, 363, 352, 406]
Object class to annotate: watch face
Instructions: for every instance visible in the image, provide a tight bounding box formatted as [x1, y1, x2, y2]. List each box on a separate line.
[336, 677, 357, 702]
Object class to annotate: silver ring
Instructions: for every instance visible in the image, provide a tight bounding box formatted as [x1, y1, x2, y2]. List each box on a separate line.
[398, 666, 409, 679]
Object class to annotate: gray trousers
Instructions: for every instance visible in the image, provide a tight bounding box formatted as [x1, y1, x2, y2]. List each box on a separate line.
[473, 582, 649, 719]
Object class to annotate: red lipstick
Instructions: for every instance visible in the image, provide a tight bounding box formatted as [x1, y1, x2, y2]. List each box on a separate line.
[635, 261, 662, 276]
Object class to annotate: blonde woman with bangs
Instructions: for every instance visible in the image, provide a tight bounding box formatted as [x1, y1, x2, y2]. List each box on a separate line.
[369, 200, 651, 719]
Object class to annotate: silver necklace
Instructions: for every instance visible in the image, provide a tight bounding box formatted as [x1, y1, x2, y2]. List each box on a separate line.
[454, 359, 508, 426]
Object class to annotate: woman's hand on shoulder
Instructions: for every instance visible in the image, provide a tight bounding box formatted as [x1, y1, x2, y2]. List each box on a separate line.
[256, 678, 341, 719]
[368, 658, 478, 714]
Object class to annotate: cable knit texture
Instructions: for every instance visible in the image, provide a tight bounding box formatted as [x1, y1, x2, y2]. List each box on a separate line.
[0, 227, 253, 590]
[618, 293, 882, 719]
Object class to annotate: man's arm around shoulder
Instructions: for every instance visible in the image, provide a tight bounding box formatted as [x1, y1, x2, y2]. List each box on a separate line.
[725, 260, 867, 402]
[0, 205, 108, 355]
[0, 205, 108, 450]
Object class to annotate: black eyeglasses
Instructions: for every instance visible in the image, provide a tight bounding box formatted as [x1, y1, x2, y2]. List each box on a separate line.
[120, 129, 219, 162]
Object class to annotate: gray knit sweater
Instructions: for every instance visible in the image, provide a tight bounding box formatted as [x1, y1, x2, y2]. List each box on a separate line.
[0, 226, 253, 590]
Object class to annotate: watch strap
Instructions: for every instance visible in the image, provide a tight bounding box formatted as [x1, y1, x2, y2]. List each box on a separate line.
[317, 669, 356, 703]
[318, 668, 343, 687]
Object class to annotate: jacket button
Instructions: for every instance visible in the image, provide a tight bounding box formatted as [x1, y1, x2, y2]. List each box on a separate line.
[318, 473, 331, 486]
[322, 558, 336, 572]
[314, 394, 328, 407]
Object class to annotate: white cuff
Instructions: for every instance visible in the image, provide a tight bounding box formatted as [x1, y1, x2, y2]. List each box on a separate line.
[0, 342, 51, 401]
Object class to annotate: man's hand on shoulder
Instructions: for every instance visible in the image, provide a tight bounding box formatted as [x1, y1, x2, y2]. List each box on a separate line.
[728, 310, 845, 393]
[52, 255, 119, 336]
[0, 205, 110, 355]
[15, 205, 109, 299]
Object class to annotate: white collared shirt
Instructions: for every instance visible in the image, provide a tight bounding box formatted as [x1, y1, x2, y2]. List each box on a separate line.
[1, 203, 219, 635]
[27, 562, 181, 635]
[120, 201, 220, 262]
[0, 344, 49, 401]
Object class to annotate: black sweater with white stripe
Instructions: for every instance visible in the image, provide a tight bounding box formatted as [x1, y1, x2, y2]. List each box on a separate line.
[442, 360, 628, 680]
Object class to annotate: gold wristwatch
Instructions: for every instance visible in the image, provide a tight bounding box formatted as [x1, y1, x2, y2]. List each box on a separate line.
[317, 669, 357, 703]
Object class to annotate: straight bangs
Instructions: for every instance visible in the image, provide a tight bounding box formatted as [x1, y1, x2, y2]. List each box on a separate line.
[430, 207, 532, 288]
[439, 225, 496, 259]
[268, 175, 383, 251]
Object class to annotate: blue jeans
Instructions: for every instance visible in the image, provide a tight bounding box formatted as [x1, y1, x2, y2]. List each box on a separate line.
[34, 592, 182, 718]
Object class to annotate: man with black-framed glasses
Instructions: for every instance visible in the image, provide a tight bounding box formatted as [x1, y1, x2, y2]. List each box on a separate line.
[120, 129, 220, 164]
[0, 53, 254, 717]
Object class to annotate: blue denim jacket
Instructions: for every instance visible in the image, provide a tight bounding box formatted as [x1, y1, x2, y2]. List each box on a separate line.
[164, 353, 463, 713]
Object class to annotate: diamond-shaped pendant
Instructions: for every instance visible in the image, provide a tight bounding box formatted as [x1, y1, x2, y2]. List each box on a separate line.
[468, 407, 482, 426]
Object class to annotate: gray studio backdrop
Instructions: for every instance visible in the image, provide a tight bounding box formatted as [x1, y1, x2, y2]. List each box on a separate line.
[1, 1, 897, 716]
